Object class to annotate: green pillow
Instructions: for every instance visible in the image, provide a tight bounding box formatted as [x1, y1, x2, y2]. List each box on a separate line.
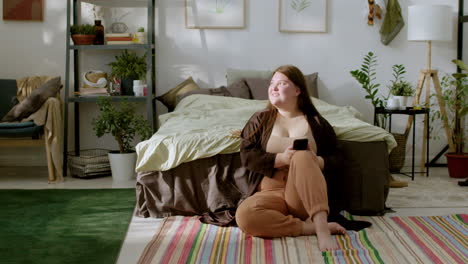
[156, 77, 200, 111]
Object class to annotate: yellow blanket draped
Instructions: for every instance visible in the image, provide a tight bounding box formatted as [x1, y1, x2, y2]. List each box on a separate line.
[17, 76, 63, 183]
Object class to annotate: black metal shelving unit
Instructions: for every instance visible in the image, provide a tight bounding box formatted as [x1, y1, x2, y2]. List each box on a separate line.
[64, 0, 156, 176]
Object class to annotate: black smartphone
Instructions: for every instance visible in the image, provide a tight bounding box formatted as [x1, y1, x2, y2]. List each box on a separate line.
[293, 138, 308, 150]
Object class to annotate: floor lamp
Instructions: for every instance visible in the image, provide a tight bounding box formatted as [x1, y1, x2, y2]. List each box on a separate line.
[406, 5, 454, 170]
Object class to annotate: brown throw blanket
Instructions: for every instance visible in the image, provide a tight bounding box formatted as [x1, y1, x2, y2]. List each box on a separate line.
[17, 76, 64, 183]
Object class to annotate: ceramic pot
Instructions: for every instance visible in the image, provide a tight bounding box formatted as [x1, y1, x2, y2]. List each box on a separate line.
[71, 34, 96, 45]
[108, 151, 137, 181]
[446, 153, 468, 178]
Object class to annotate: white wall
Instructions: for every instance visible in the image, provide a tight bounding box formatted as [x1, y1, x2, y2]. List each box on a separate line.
[0, 0, 459, 165]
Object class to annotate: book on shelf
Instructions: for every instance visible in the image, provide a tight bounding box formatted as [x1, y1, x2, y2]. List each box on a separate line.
[106, 36, 133, 41]
[76, 87, 109, 97]
[105, 33, 131, 37]
[106, 40, 135, 45]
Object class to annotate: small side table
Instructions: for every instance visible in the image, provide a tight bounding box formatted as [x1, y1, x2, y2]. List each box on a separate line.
[374, 107, 430, 180]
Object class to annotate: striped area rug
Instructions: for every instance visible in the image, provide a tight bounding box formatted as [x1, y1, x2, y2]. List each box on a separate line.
[138, 214, 468, 264]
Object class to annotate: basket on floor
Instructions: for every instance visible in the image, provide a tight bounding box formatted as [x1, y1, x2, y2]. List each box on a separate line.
[389, 133, 408, 172]
[68, 149, 111, 178]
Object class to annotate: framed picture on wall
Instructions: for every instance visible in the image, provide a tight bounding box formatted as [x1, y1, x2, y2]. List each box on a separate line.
[185, 0, 245, 29]
[3, 0, 44, 21]
[279, 0, 327, 33]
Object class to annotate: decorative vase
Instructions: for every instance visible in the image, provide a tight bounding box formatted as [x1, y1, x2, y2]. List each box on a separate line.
[445, 153, 468, 178]
[108, 151, 137, 181]
[121, 78, 135, 96]
[94, 20, 104, 45]
[135, 32, 146, 44]
[71, 34, 96, 45]
[394, 96, 408, 109]
[133, 80, 144, 96]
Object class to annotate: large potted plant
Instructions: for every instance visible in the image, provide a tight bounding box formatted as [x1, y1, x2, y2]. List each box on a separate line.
[431, 59, 468, 178]
[108, 50, 147, 95]
[350, 52, 411, 175]
[70, 24, 96, 45]
[92, 97, 152, 181]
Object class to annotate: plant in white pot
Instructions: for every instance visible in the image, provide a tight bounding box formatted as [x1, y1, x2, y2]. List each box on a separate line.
[92, 97, 152, 181]
[431, 59, 468, 179]
[388, 64, 414, 109]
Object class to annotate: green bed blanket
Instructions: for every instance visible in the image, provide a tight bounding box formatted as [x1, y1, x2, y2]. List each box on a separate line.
[136, 95, 396, 172]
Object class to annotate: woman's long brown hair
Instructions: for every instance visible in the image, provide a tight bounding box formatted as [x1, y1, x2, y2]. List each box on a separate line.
[244, 65, 321, 140]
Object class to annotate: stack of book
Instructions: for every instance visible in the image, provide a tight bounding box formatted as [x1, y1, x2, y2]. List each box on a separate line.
[77, 87, 108, 97]
[106, 33, 134, 45]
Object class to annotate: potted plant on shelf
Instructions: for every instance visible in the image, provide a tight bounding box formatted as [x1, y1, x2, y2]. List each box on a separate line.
[431, 59, 468, 178]
[92, 97, 152, 181]
[70, 24, 96, 45]
[108, 50, 147, 95]
[388, 64, 414, 109]
[135, 27, 146, 44]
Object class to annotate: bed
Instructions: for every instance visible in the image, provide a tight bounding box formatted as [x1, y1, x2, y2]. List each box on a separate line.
[135, 70, 397, 222]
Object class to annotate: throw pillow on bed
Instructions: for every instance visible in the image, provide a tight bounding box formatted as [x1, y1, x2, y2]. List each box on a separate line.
[176, 79, 252, 105]
[1, 76, 62, 122]
[156, 77, 200, 111]
[245, 72, 319, 100]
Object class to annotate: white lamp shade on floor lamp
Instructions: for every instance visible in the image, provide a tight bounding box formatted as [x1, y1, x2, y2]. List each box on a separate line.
[408, 5, 453, 41]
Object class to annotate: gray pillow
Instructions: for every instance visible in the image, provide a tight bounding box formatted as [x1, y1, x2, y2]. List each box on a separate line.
[176, 86, 231, 104]
[245, 72, 319, 100]
[1, 77, 62, 122]
[226, 68, 272, 86]
[225, 79, 252, 99]
[176, 79, 252, 103]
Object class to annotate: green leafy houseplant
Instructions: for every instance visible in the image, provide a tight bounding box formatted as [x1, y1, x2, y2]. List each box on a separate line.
[108, 50, 147, 81]
[389, 64, 414, 96]
[350, 52, 387, 127]
[431, 59, 468, 155]
[70, 24, 97, 45]
[92, 97, 152, 153]
[70, 24, 96, 35]
[137, 27, 145, 32]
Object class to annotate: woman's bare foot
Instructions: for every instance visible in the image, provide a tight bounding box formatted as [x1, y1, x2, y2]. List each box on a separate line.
[316, 231, 338, 251]
[328, 222, 346, 235]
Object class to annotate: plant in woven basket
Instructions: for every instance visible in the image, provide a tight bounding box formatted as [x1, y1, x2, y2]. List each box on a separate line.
[351, 52, 412, 172]
[70, 24, 96, 45]
[92, 97, 152, 153]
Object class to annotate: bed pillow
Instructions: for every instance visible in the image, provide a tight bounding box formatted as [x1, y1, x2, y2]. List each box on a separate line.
[245, 72, 319, 100]
[1, 76, 61, 122]
[225, 79, 252, 99]
[176, 78, 252, 104]
[176, 86, 231, 104]
[156, 77, 200, 111]
[226, 68, 272, 86]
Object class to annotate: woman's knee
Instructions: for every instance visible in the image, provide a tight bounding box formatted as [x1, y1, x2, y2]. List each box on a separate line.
[236, 200, 268, 235]
[292, 151, 318, 164]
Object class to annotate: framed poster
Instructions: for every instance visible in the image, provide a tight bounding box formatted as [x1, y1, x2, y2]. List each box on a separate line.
[279, 0, 327, 33]
[185, 0, 245, 29]
[3, 0, 44, 21]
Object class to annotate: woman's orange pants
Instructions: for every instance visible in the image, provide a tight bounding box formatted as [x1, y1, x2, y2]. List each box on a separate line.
[235, 151, 329, 237]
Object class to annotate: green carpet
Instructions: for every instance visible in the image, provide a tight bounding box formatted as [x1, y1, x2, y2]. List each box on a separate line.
[0, 189, 136, 264]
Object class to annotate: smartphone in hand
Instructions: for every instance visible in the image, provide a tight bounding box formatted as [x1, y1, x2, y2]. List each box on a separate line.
[293, 138, 308, 150]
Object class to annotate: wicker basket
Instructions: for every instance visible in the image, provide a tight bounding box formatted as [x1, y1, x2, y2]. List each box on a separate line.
[68, 149, 111, 178]
[389, 133, 408, 172]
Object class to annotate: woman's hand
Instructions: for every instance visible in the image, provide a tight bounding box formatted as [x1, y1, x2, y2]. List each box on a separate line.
[275, 146, 296, 168]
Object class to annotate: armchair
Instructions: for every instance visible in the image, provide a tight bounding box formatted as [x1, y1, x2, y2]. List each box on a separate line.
[0, 77, 63, 182]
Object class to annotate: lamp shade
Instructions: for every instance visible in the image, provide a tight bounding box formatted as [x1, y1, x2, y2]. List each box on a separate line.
[408, 5, 453, 41]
